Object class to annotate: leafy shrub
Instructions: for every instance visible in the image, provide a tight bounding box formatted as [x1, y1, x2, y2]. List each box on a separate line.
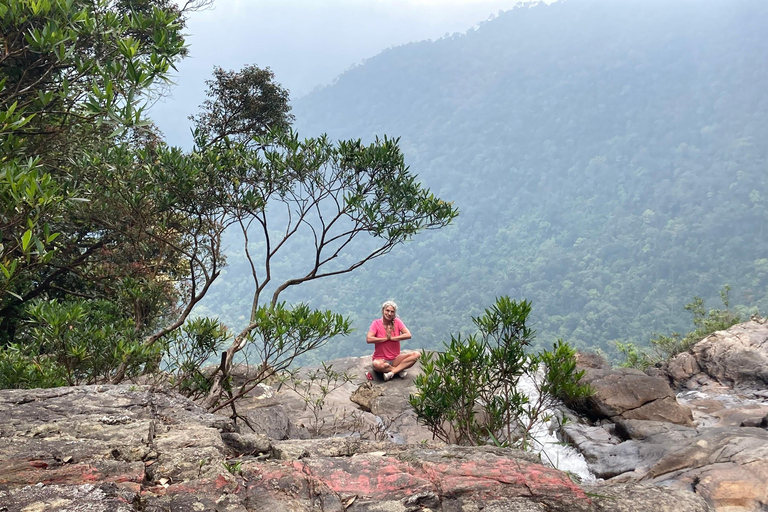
[0, 299, 160, 388]
[409, 296, 592, 449]
[0, 342, 66, 389]
[614, 340, 654, 370]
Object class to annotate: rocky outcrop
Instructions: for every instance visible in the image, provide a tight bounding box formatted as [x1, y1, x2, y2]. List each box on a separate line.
[564, 416, 768, 510]
[0, 383, 713, 511]
[0, 385, 236, 488]
[665, 318, 768, 395]
[5, 321, 768, 512]
[566, 320, 768, 511]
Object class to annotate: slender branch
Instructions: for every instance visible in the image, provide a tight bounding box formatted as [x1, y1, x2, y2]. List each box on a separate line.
[271, 242, 395, 304]
[239, 216, 260, 290]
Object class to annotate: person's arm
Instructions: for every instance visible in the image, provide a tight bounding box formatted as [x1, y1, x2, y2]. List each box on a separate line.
[366, 321, 388, 344]
[391, 319, 411, 342]
[392, 326, 411, 342]
[366, 329, 388, 344]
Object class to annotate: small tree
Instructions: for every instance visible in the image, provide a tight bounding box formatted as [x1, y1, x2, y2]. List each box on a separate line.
[191, 65, 293, 146]
[198, 128, 458, 411]
[410, 297, 592, 449]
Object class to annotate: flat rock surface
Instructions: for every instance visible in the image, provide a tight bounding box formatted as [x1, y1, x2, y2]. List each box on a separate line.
[239, 355, 435, 444]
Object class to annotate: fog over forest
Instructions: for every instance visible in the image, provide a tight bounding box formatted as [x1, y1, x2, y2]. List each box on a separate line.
[151, 0, 530, 146]
[163, 0, 768, 363]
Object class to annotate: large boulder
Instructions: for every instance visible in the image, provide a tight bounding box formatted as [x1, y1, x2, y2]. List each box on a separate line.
[576, 354, 694, 425]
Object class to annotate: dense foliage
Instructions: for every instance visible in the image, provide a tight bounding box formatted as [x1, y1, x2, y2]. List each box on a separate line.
[195, 0, 768, 363]
[410, 296, 592, 448]
[1, 0, 190, 385]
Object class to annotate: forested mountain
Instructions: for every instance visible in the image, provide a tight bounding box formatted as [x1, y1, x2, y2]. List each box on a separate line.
[196, 0, 768, 362]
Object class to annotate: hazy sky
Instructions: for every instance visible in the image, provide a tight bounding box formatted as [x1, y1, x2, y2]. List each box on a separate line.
[150, 0, 532, 146]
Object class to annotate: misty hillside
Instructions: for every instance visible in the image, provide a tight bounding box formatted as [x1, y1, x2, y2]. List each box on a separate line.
[199, 0, 768, 361]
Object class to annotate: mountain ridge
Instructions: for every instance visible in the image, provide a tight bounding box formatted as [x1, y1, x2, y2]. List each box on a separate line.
[198, 0, 768, 362]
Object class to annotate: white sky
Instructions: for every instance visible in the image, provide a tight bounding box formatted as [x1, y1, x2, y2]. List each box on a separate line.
[151, 0, 532, 145]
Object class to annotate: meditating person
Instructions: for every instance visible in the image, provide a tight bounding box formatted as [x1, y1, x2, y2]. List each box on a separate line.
[367, 300, 420, 381]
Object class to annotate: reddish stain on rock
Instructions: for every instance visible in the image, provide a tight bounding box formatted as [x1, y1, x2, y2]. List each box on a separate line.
[0, 460, 146, 488]
[421, 459, 590, 501]
[276, 454, 591, 504]
[293, 458, 433, 497]
[237, 452, 593, 509]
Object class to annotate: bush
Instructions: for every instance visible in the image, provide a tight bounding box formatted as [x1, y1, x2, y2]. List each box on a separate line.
[0, 299, 160, 388]
[409, 296, 592, 449]
[162, 317, 230, 399]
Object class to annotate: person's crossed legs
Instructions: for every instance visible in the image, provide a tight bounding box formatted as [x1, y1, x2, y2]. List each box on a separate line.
[372, 351, 420, 380]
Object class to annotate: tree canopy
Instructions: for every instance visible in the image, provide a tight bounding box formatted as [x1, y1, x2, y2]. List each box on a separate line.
[1, 0, 189, 355]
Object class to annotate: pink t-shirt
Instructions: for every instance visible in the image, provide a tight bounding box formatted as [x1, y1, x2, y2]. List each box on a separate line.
[369, 317, 406, 360]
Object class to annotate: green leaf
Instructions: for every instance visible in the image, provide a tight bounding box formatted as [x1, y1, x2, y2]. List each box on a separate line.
[20, 229, 32, 252]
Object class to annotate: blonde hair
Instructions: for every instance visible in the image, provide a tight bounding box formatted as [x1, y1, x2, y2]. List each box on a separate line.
[381, 300, 398, 312]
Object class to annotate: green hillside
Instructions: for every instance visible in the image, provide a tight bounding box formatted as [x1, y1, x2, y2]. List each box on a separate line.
[197, 0, 768, 362]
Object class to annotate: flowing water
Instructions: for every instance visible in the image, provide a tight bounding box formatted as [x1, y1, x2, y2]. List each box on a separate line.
[517, 373, 598, 482]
